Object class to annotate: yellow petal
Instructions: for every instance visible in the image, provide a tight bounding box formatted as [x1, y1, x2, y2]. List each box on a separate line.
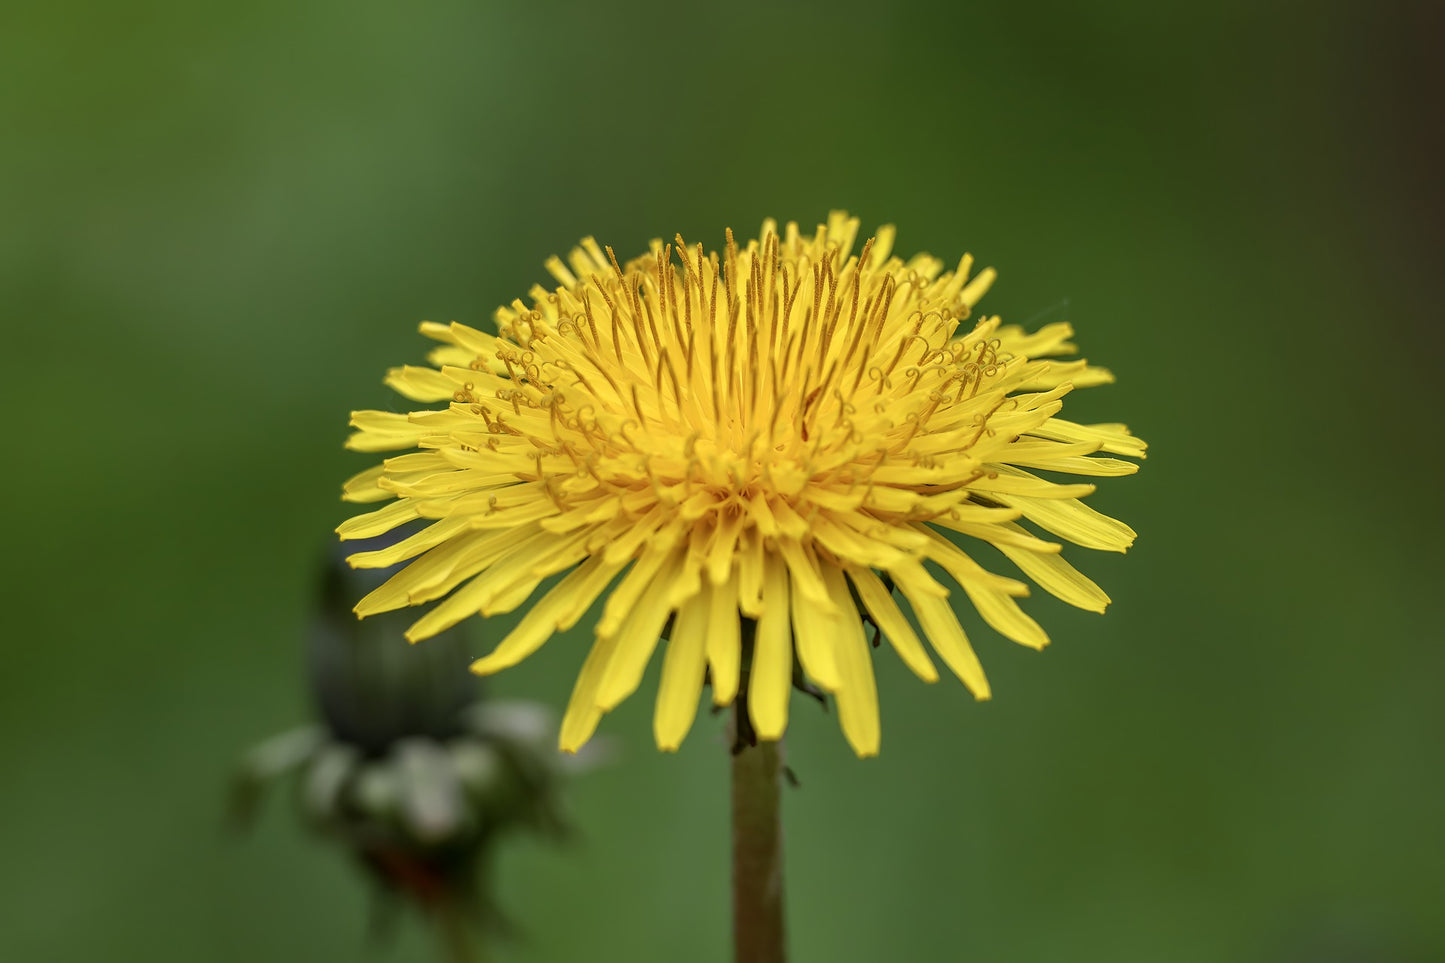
[595, 545, 684, 710]
[337, 498, 419, 541]
[748, 550, 793, 740]
[1030, 418, 1147, 459]
[846, 565, 938, 682]
[967, 469, 1096, 500]
[345, 410, 430, 452]
[1003, 495, 1137, 552]
[553, 554, 629, 630]
[777, 536, 831, 607]
[705, 509, 744, 584]
[898, 582, 991, 700]
[918, 527, 1030, 596]
[808, 512, 907, 569]
[470, 556, 611, 675]
[932, 516, 1062, 553]
[559, 633, 619, 753]
[736, 528, 766, 618]
[823, 565, 880, 757]
[993, 320, 1077, 357]
[959, 582, 1050, 650]
[706, 570, 742, 706]
[341, 464, 392, 504]
[653, 589, 710, 751]
[403, 527, 567, 640]
[351, 529, 510, 617]
[384, 365, 462, 403]
[396, 525, 539, 607]
[790, 550, 841, 691]
[958, 266, 996, 308]
[996, 534, 1111, 613]
[595, 529, 685, 636]
[345, 516, 469, 570]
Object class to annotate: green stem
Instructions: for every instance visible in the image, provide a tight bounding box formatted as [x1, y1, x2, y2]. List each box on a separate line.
[434, 901, 485, 963]
[730, 706, 787, 963]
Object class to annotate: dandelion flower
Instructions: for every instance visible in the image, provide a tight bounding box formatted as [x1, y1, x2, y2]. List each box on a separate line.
[339, 212, 1145, 757]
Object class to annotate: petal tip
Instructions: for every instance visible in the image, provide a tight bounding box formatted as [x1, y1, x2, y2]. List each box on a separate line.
[468, 657, 501, 676]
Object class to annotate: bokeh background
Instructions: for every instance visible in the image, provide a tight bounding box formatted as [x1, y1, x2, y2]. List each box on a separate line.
[3, 1, 1442, 960]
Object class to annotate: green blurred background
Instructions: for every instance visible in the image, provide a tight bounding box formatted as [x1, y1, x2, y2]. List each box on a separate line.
[3, 0, 1442, 960]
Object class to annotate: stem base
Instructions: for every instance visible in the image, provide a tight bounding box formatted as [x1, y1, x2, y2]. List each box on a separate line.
[730, 709, 786, 963]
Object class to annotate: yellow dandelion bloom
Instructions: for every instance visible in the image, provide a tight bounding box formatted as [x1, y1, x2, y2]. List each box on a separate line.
[339, 212, 1145, 757]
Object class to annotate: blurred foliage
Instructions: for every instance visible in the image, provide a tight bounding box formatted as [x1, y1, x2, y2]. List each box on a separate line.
[1, 1, 1441, 960]
[229, 535, 581, 956]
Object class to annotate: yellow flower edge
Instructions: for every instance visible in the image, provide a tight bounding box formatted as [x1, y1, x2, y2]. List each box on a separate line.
[339, 212, 1145, 757]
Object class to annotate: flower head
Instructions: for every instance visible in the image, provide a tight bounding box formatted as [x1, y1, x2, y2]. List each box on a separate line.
[339, 212, 1145, 757]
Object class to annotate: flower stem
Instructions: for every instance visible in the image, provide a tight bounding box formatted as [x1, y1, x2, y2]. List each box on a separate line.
[434, 901, 485, 963]
[730, 706, 787, 963]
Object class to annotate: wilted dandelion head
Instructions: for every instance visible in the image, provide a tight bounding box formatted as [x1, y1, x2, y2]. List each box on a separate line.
[339, 212, 1145, 757]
